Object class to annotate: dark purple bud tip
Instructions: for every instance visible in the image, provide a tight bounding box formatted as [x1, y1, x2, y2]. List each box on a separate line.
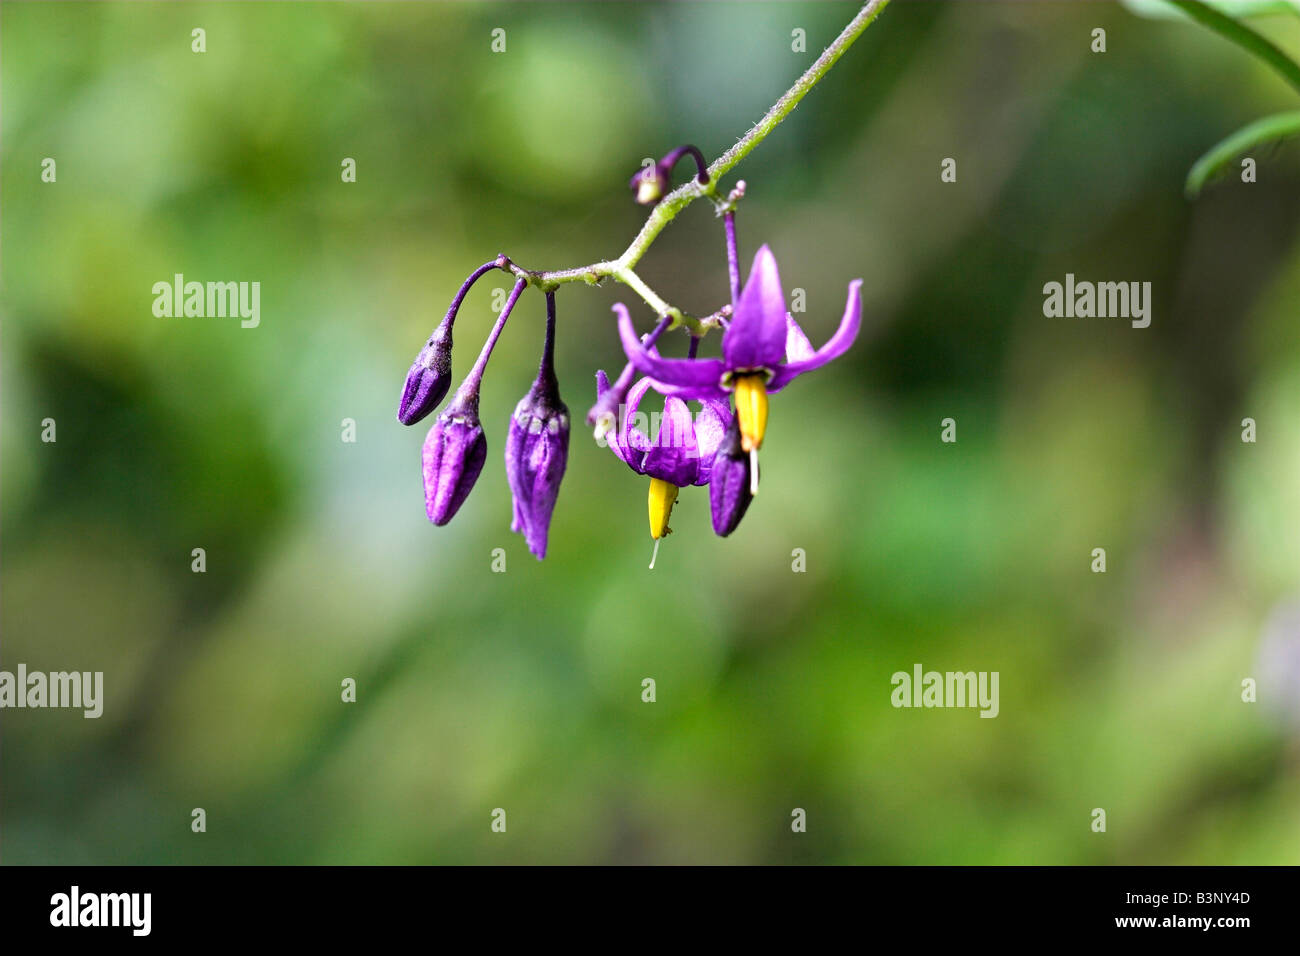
[422, 404, 487, 525]
[709, 416, 754, 537]
[398, 324, 453, 426]
[506, 380, 570, 560]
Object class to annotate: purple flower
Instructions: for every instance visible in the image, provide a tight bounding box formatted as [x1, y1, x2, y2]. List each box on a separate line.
[423, 404, 487, 525]
[596, 372, 729, 567]
[709, 417, 753, 537]
[505, 292, 570, 560]
[616, 244, 862, 485]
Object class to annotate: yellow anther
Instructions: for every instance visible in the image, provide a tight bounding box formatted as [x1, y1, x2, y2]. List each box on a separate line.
[647, 478, 679, 540]
[647, 478, 679, 570]
[733, 374, 769, 453]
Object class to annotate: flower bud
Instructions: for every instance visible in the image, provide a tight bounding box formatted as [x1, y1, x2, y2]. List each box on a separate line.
[709, 416, 753, 537]
[422, 402, 487, 525]
[398, 322, 453, 426]
[630, 165, 669, 205]
[505, 382, 570, 560]
[506, 290, 570, 559]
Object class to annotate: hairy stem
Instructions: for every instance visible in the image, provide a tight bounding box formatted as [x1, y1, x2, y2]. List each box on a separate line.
[501, 0, 889, 331]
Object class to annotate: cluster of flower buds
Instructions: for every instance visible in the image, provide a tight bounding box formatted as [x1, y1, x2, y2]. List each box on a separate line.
[397, 268, 569, 559]
[398, 145, 862, 568]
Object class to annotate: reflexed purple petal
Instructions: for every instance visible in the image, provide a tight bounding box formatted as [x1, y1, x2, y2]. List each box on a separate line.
[603, 376, 653, 471]
[616, 304, 726, 395]
[692, 398, 731, 487]
[784, 314, 816, 363]
[723, 245, 789, 372]
[589, 365, 631, 427]
[709, 417, 753, 537]
[768, 279, 863, 393]
[622, 377, 655, 454]
[422, 408, 487, 525]
[640, 396, 701, 486]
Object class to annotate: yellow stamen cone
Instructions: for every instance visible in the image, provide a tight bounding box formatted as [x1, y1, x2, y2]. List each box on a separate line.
[733, 374, 769, 453]
[647, 478, 679, 569]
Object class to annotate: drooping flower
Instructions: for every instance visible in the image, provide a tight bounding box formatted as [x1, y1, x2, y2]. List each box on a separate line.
[505, 291, 570, 559]
[398, 257, 502, 426]
[421, 277, 526, 525]
[617, 244, 862, 492]
[596, 372, 729, 567]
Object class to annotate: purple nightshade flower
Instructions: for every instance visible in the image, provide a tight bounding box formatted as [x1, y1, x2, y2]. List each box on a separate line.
[398, 257, 503, 426]
[708, 416, 753, 537]
[505, 291, 570, 560]
[616, 244, 862, 495]
[421, 277, 526, 525]
[596, 372, 729, 568]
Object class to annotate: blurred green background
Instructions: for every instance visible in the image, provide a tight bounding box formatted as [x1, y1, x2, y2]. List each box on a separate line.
[4, 0, 1300, 865]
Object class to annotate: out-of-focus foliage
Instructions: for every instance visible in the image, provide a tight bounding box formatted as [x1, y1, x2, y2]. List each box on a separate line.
[1131, 0, 1300, 194]
[3, 1, 1300, 864]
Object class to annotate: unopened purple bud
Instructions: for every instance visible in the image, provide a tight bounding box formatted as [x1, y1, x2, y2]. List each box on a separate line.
[506, 390, 569, 560]
[507, 291, 570, 559]
[398, 322, 452, 426]
[709, 416, 753, 537]
[398, 256, 504, 426]
[422, 402, 487, 526]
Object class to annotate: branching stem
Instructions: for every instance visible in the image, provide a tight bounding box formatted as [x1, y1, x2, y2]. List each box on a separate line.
[491, 0, 889, 334]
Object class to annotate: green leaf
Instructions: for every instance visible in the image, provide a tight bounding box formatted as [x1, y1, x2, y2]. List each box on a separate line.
[1185, 109, 1300, 195]
[1122, 0, 1300, 19]
[1165, 1, 1300, 94]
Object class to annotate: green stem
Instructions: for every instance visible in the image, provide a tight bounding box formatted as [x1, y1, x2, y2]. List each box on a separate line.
[1186, 109, 1300, 196]
[1168, 0, 1300, 96]
[505, 0, 890, 332]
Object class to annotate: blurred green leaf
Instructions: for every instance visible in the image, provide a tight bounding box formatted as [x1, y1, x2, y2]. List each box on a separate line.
[1165, 1, 1300, 94]
[1123, 0, 1300, 20]
[1186, 109, 1300, 195]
